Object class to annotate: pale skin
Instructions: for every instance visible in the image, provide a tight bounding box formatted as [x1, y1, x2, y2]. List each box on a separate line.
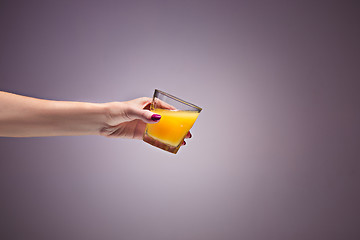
[0, 91, 191, 144]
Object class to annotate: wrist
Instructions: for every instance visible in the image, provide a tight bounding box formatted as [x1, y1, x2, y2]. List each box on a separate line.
[80, 102, 112, 136]
[43, 100, 110, 136]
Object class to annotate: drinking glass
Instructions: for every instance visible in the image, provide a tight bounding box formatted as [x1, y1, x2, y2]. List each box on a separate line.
[143, 89, 202, 154]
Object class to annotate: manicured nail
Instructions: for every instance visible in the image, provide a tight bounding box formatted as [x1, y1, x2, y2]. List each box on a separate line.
[151, 114, 161, 121]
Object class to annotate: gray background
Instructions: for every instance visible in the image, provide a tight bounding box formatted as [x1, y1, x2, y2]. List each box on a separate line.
[1, 0, 359, 239]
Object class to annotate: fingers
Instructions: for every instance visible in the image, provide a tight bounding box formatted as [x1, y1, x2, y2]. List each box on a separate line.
[125, 99, 195, 148]
[125, 97, 176, 124]
[131, 97, 176, 111]
[137, 97, 153, 109]
[181, 131, 193, 146]
[128, 105, 194, 147]
[153, 98, 177, 110]
[127, 107, 161, 124]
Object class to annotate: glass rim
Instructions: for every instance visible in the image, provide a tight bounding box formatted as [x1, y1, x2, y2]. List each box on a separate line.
[154, 89, 202, 112]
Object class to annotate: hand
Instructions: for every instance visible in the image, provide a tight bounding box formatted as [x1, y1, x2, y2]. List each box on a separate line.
[100, 97, 191, 144]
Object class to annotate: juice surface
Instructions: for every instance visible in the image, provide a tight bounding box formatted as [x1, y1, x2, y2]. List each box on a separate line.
[146, 109, 199, 147]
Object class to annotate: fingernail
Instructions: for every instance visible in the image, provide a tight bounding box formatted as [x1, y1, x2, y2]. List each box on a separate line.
[151, 114, 161, 121]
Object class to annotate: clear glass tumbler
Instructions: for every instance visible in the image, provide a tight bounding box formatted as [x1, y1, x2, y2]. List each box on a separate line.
[143, 89, 202, 154]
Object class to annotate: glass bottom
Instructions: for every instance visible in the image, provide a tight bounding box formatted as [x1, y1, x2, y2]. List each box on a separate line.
[143, 133, 181, 154]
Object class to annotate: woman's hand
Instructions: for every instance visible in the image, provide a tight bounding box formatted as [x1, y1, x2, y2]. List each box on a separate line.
[100, 97, 191, 144]
[100, 97, 159, 139]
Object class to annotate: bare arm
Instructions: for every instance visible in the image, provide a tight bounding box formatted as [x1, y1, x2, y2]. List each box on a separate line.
[0, 91, 160, 138]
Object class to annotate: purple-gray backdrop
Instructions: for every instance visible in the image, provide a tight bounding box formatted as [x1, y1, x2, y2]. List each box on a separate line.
[1, 1, 359, 239]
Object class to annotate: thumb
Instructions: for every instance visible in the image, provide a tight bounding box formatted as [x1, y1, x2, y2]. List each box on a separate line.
[128, 108, 161, 124]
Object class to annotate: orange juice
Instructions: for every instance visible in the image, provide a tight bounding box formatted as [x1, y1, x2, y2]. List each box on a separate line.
[146, 109, 200, 147]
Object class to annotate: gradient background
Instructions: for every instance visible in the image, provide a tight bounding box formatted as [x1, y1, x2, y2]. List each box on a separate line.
[1, 1, 360, 239]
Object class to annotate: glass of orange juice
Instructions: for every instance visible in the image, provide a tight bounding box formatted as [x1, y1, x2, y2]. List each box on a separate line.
[143, 89, 202, 154]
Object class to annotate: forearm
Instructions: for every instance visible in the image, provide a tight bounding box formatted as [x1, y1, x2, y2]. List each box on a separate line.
[0, 91, 108, 137]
